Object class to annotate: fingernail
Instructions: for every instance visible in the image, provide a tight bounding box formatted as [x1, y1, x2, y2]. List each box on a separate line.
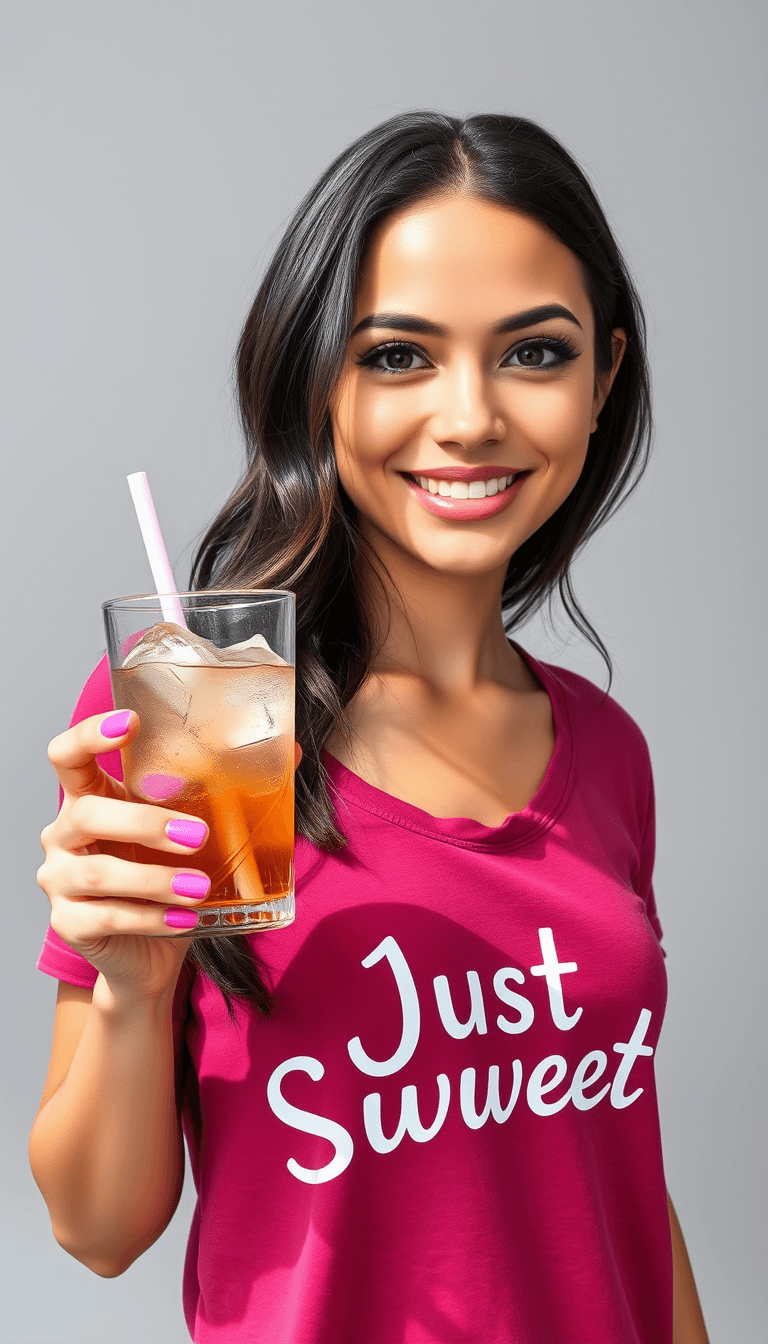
[144, 774, 186, 802]
[164, 908, 200, 930]
[171, 873, 211, 899]
[165, 818, 207, 848]
[100, 710, 132, 739]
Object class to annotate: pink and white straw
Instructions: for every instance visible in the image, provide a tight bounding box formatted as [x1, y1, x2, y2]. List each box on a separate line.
[126, 472, 188, 628]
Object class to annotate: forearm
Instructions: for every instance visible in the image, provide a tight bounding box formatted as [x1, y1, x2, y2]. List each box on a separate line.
[668, 1191, 710, 1344]
[29, 977, 184, 1276]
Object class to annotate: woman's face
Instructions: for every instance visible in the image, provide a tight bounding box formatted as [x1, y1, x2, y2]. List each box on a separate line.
[330, 194, 625, 581]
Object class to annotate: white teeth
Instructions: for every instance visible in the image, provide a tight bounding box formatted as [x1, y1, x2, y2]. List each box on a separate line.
[414, 472, 523, 499]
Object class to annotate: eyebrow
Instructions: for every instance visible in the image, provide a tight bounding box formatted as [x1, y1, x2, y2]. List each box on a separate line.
[350, 303, 583, 339]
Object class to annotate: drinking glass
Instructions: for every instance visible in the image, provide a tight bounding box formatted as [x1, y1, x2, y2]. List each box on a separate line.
[102, 590, 295, 937]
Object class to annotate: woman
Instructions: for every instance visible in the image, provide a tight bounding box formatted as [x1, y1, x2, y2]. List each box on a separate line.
[31, 112, 710, 1343]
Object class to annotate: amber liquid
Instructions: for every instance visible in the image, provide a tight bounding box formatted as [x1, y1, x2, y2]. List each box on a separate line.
[112, 661, 294, 928]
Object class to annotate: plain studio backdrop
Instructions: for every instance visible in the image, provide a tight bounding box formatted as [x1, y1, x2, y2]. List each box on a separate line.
[2, 2, 765, 1340]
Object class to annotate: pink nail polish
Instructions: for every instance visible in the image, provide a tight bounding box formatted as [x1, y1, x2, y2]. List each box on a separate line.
[100, 710, 132, 739]
[165, 819, 207, 848]
[171, 873, 210, 899]
[143, 773, 186, 802]
[164, 908, 200, 930]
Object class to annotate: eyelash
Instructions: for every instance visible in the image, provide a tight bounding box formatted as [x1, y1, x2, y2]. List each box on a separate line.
[355, 333, 580, 374]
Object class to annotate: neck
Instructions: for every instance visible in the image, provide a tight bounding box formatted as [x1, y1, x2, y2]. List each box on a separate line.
[361, 524, 519, 695]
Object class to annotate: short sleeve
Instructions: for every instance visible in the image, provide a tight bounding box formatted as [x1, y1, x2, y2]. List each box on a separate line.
[635, 752, 666, 958]
[37, 655, 118, 987]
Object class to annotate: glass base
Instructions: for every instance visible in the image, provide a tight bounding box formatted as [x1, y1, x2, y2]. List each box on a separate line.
[171, 892, 295, 938]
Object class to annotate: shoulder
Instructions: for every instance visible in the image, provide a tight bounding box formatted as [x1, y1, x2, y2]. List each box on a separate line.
[543, 659, 650, 755]
[534, 657, 654, 817]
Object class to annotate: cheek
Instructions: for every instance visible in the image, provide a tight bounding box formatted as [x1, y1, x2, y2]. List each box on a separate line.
[333, 386, 416, 491]
[512, 380, 594, 464]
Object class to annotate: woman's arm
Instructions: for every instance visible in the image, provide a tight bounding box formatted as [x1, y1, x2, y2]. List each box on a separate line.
[668, 1190, 710, 1344]
[30, 709, 211, 1275]
[29, 977, 185, 1277]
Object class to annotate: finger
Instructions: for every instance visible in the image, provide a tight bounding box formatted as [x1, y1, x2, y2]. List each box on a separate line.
[48, 711, 139, 798]
[294, 742, 303, 768]
[54, 794, 209, 855]
[47, 852, 211, 905]
[51, 895, 203, 946]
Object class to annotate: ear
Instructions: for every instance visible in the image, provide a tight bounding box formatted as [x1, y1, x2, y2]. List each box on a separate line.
[590, 329, 627, 433]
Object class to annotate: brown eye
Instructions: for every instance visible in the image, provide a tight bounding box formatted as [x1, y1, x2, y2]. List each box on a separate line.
[384, 348, 416, 370]
[503, 338, 577, 371]
[357, 341, 431, 374]
[517, 344, 546, 367]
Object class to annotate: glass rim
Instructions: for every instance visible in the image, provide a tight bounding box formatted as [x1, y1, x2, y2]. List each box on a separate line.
[102, 588, 295, 614]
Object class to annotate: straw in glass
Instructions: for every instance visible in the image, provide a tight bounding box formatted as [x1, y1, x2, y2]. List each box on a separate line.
[126, 472, 187, 628]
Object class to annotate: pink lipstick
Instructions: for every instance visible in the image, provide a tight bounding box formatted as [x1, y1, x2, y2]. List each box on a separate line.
[402, 468, 531, 521]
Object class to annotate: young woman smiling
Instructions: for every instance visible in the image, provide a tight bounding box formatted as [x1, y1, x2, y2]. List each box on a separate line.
[31, 112, 709, 1343]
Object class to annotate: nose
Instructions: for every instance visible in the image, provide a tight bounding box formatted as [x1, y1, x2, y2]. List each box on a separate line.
[428, 361, 505, 453]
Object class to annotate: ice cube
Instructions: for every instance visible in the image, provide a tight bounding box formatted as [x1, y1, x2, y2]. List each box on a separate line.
[119, 622, 292, 755]
[121, 623, 213, 669]
[216, 632, 286, 666]
[217, 666, 294, 750]
[141, 663, 193, 720]
[222, 695, 278, 750]
[115, 659, 194, 722]
[121, 622, 286, 669]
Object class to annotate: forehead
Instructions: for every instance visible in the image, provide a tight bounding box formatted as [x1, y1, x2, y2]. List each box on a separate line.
[355, 194, 592, 333]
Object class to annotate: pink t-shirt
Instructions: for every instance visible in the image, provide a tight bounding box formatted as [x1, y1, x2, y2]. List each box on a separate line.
[39, 645, 671, 1344]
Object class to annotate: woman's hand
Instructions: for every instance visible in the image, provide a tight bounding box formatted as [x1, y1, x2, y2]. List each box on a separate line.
[37, 710, 210, 1003]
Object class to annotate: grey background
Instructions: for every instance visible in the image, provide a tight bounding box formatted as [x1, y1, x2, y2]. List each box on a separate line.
[2, 1, 765, 1339]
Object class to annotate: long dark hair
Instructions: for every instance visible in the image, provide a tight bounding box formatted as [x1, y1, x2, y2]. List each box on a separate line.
[187, 110, 652, 1012]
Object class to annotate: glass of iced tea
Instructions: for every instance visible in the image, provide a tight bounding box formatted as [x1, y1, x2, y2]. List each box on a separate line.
[102, 590, 295, 937]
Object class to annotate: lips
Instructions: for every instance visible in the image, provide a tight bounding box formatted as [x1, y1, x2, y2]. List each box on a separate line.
[403, 469, 531, 521]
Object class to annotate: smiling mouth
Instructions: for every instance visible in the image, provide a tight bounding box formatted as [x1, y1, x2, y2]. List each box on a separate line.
[403, 470, 530, 499]
[400, 468, 532, 522]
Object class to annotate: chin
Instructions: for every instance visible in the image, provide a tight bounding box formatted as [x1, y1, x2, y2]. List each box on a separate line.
[403, 538, 521, 579]
[362, 508, 533, 580]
